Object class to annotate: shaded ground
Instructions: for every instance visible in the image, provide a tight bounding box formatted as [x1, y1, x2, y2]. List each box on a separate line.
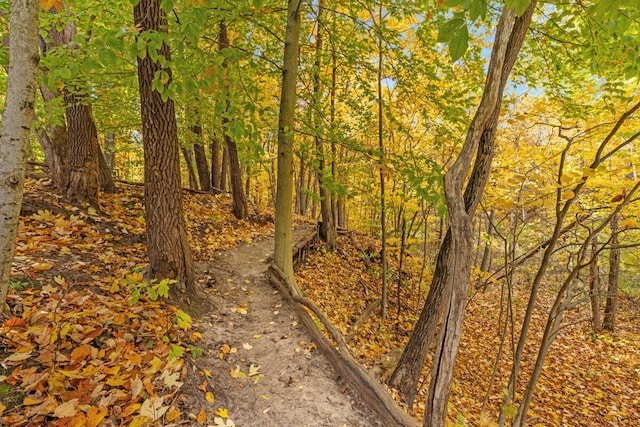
[178, 225, 383, 427]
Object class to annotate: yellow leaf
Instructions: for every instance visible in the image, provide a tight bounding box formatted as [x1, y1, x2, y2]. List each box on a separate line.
[216, 407, 229, 418]
[23, 396, 44, 405]
[32, 262, 54, 271]
[109, 281, 120, 293]
[203, 369, 212, 377]
[561, 190, 575, 200]
[621, 218, 637, 230]
[252, 334, 262, 339]
[128, 416, 150, 427]
[206, 391, 215, 403]
[0, 403, 5, 416]
[54, 275, 66, 285]
[86, 406, 108, 427]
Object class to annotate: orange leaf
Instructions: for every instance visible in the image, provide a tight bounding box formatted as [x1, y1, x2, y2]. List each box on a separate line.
[3, 318, 26, 328]
[70, 344, 92, 361]
[197, 408, 207, 423]
[86, 406, 108, 427]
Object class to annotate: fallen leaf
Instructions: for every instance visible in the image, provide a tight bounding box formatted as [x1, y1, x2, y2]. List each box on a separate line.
[140, 396, 169, 421]
[206, 391, 215, 403]
[53, 398, 79, 418]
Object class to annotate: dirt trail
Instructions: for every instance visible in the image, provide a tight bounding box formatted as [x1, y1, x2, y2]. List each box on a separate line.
[181, 224, 383, 427]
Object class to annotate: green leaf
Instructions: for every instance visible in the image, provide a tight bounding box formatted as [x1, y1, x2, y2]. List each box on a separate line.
[449, 25, 469, 62]
[437, 18, 465, 43]
[505, 0, 531, 17]
[469, 0, 487, 21]
[99, 49, 117, 66]
[160, 0, 173, 14]
[169, 344, 183, 360]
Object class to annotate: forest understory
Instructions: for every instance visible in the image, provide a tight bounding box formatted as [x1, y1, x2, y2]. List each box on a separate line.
[0, 177, 638, 426]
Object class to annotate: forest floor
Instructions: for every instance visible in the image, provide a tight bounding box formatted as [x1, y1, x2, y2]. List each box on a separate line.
[0, 176, 381, 427]
[1, 175, 639, 426]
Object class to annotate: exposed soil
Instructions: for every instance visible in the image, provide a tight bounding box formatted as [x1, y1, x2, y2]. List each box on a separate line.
[178, 224, 383, 427]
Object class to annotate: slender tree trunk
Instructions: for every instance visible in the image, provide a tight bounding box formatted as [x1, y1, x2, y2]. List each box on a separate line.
[589, 238, 601, 331]
[220, 144, 229, 192]
[312, 0, 336, 250]
[104, 132, 115, 173]
[181, 146, 199, 190]
[134, 0, 195, 298]
[604, 213, 620, 331]
[377, 3, 388, 319]
[219, 21, 248, 219]
[192, 124, 211, 192]
[97, 139, 117, 193]
[211, 138, 221, 191]
[479, 210, 494, 274]
[274, 0, 303, 284]
[296, 153, 307, 215]
[0, 0, 39, 312]
[63, 91, 100, 206]
[389, 4, 536, 414]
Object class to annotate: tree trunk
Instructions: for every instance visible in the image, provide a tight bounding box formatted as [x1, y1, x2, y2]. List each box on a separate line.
[0, 0, 39, 312]
[104, 132, 115, 174]
[274, 0, 303, 284]
[134, 0, 195, 298]
[312, 0, 336, 250]
[193, 140, 211, 192]
[377, 3, 388, 319]
[181, 146, 199, 190]
[604, 213, 620, 331]
[296, 152, 308, 215]
[63, 91, 100, 206]
[36, 21, 74, 192]
[479, 210, 494, 274]
[97, 138, 117, 193]
[389, 3, 536, 414]
[589, 238, 601, 331]
[211, 137, 221, 191]
[220, 144, 229, 192]
[219, 21, 248, 219]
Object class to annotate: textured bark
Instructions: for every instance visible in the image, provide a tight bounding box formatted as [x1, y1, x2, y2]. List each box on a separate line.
[0, 0, 39, 311]
[219, 21, 248, 219]
[36, 22, 74, 192]
[274, 0, 303, 284]
[220, 144, 229, 192]
[64, 91, 100, 206]
[604, 213, 619, 331]
[193, 140, 211, 192]
[134, 0, 195, 298]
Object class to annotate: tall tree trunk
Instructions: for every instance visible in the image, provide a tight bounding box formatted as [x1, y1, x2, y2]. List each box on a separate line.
[589, 238, 601, 331]
[219, 21, 248, 219]
[479, 210, 494, 275]
[604, 213, 620, 331]
[389, 3, 536, 414]
[134, 0, 195, 298]
[0, 0, 39, 312]
[377, 3, 388, 319]
[220, 144, 229, 192]
[36, 21, 74, 192]
[211, 137, 221, 191]
[63, 91, 100, 206]
[296, 153, 308, 215]
[274, 0, 303, 284]
[313, 0, 336, 250]
[181, 146, 199, 190]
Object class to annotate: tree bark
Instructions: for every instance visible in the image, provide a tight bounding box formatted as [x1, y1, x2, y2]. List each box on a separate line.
[63, 91, 100, 206]
[219, 20, 248, 219]
[603, 213, 620, 331]
[193, 140, 211, 192]
[389, 3, 536, 414]
[211, 137, 221, 191]
[589, 238, 601, 331]
[0, 0, 39, 312]
[274, 0, 303, 284]
[312, 0, 336, 250]
[134, 0, 195, 298]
